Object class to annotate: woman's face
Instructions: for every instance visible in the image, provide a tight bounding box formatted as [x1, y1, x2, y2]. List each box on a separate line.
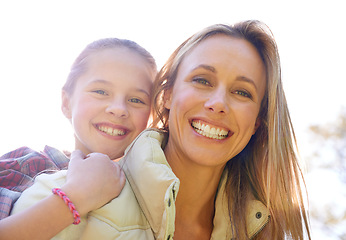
[164, 35, 266, 168]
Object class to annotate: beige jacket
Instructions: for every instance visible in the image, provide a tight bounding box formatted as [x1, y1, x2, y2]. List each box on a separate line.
[12, 129, 269, 239]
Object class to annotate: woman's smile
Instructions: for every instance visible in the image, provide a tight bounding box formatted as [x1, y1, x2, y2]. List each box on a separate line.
[190, 119, 232, 140]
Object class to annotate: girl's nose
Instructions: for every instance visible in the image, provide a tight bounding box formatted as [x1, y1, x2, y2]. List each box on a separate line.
[105, 98, 129, 118]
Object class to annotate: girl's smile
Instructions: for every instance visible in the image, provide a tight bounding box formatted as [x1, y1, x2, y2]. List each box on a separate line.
[94, 123, 129, 138]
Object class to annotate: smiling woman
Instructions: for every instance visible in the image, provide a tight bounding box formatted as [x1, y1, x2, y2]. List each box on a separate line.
[162, 35, 266, 168]
[151, 21, 311, 239]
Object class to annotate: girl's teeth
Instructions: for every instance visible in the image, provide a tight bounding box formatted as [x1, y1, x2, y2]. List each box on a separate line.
[98, 126, 125, 136]
[191, 121, 229, 140]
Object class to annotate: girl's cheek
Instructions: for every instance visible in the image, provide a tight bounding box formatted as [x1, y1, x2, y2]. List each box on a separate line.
[135, 110, 151, 129]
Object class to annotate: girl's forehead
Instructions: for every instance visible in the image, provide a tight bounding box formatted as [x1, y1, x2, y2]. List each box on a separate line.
[88, 47, 132, 61]
[77, 48, 154, 90]
[88, 48, 155, 75]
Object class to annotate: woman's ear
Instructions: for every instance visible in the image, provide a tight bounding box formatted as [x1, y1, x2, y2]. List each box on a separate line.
[61, 91, 72, 119]
[253, 117, 261, 135]
[163, 89, 172, 109]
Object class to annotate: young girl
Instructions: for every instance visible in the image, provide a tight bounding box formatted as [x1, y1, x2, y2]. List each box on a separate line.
[0, 37, 157, 239]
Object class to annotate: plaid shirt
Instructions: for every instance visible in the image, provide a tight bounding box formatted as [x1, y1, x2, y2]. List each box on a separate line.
[0, 146, 69, 219]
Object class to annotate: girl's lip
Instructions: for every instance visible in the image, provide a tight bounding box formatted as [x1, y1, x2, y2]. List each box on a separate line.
[94, 123, 130, 137]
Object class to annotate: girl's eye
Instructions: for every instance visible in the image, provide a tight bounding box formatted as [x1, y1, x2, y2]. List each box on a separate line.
[192, 77, 211, 86]
[92, 90, 107, 95]
[234, 90, 252, 99]
[129, 98, 145, 104]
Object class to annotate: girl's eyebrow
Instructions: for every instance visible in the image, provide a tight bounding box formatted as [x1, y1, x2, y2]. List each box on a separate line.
[90, 79, 150, 97]
[135, 88, 150, 97]
[90, 79, 111, 85]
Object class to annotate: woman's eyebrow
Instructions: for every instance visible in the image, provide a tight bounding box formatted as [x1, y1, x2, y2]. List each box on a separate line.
[235, 76, 258, 91]
[192, 65, 259, 91]
[193, 64, 216, 73]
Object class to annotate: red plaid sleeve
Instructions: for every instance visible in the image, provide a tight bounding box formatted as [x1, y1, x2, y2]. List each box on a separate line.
[0, 146, 69, 219]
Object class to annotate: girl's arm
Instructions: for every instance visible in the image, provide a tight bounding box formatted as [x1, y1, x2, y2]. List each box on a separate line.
[0, 194, 77, 239]
[0, 150, 126, 240]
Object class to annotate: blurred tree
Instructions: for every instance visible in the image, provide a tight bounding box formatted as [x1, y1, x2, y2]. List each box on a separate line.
[306, 107, 346, 239]
[308, 107, 346, 180]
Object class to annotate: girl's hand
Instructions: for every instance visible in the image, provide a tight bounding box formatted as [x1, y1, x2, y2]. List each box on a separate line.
[61, 150, 126, 216]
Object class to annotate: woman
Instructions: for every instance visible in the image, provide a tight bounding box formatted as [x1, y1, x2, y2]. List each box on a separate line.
[12, 20, 311, 239]
[150, 20, 311, 239]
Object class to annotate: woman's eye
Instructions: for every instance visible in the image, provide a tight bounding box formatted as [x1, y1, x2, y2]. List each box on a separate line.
[192, 77, 211, 86]
[129, 98, 145, 104]
[234, 90, 252, 99]
[92, 90, 107, 95]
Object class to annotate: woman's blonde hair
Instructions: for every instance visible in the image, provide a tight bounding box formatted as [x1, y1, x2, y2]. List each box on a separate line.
[152, 20, 310, 239]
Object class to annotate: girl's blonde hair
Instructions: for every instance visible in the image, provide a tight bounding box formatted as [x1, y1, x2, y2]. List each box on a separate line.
[152, 20, 310, 239]
[62, 38, 157, 96]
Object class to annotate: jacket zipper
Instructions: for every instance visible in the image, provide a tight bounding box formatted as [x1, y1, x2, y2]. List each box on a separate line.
[249, 215, 270, 240]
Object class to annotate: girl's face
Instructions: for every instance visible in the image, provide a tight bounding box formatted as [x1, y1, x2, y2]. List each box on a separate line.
[62, 48, 154, 160]
[164, 35, 266, 168]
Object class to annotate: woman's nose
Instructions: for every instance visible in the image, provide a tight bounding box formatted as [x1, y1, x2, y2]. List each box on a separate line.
[204, 89, 229, 114]
[105, 98, 129, 118]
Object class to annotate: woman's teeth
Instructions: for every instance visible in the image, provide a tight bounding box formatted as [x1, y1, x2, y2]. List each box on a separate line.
[191, 121, 229, 140]
[98, 126, 125, 136]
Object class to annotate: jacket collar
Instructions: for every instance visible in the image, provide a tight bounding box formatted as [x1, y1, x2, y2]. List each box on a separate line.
[121, 129, 269, 239]
[211, 171, 270, 239]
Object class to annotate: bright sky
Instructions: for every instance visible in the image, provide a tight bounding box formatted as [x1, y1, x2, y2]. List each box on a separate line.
[0, 0, 345, 157]
[0, 1, 345, 238]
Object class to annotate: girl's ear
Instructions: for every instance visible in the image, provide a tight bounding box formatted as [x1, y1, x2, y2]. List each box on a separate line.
[253, 117, 261, 135]
[163, 89, 172, 109]
[61, 91, 72, 119]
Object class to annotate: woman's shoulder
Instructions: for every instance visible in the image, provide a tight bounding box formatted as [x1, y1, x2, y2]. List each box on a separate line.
[83, 179, 153, 239]
[133, 128, 167, 143]
[123, 128, 167, 156]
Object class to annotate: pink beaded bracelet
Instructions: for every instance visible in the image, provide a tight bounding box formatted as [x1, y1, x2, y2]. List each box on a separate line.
[52, 188, 81, 225]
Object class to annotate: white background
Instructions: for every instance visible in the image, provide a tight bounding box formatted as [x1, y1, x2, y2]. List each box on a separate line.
[1, 1, 345, 238]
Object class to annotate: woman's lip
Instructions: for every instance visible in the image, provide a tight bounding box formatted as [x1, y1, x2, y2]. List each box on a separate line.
[190, 119, 230, 132]
[190, 119, 234, 139]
